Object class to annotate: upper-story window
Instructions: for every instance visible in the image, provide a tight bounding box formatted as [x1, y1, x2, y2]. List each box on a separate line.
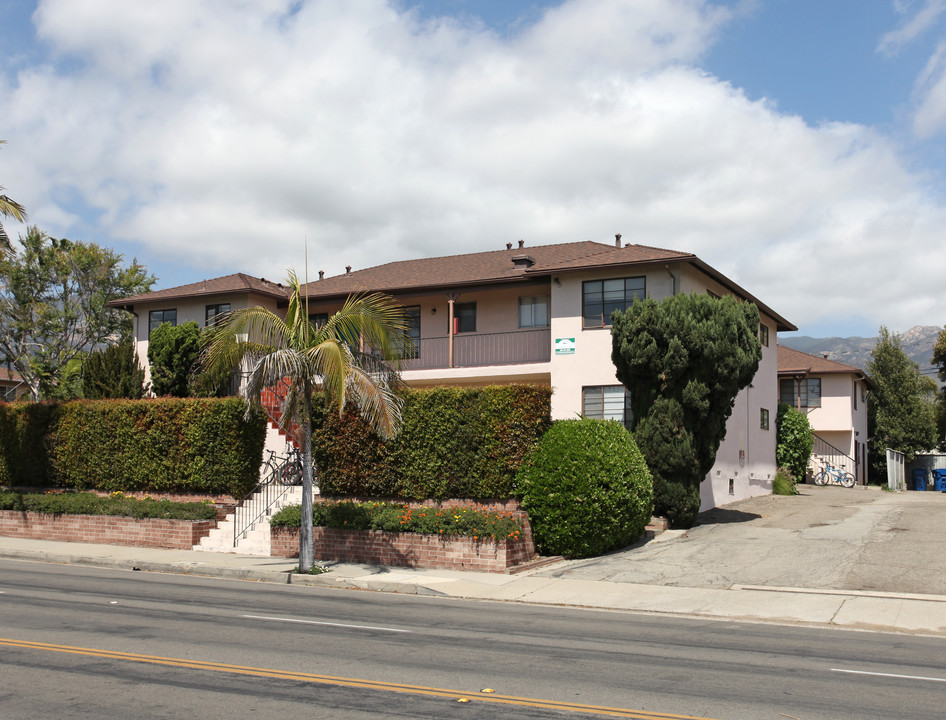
[148, 309, 177, 337]
[519, 296, 549, 328]
[205, 303, 230, 327]
[308, 312, 328, 329]
[780, 378, 822, 409]
[582, 277, 645, 328]
[453, 302, 476, 333]
[759, 323, 769, 347]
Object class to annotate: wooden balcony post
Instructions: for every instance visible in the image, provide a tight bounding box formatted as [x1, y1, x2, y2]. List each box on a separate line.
[447, 294, 457, 368]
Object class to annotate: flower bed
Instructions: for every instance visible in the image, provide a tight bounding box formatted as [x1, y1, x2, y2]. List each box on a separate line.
[271, 525, 535, 573]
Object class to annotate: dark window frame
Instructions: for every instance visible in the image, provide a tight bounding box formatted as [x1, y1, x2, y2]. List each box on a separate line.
[148, 309, 177, 338]
[759, 323, 769, 347]
[403, 306, 421, 359]
[205, 303, 231, 327]
[582, 277, 646, 328]
[761, 407, 770, 430]
[454, 301, 476, 334]
[779, 377, 822, 409]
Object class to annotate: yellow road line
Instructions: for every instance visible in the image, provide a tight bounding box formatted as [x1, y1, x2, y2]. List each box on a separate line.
[0, 636, 720, 720]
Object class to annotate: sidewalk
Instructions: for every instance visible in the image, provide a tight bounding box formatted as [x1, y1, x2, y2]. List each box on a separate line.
[3, 534, 946, 637]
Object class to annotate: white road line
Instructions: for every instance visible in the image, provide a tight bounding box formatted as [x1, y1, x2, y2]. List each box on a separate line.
[832, 668, 946, 683]
[242, 614, 410, 633]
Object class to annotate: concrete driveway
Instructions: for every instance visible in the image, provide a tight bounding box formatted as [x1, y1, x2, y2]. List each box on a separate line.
[535, 485, 946, 594]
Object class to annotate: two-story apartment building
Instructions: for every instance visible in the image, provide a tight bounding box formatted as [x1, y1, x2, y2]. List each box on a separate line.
[777, 345, 871, 485]
[111, 238, 796, 511]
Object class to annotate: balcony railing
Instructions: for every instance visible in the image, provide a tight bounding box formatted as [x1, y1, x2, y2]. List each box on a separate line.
[400, 328, 551, 370]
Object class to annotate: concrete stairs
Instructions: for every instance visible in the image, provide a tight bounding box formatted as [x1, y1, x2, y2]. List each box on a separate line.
[195, 485, 304, 556]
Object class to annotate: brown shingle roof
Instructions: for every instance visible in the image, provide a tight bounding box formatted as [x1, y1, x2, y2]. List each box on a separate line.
[108, 273, 288, 309]
[109, 240, 795, 331]
[777, 345, 866, 377]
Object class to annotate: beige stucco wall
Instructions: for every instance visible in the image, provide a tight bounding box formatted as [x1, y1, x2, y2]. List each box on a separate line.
[131, 293, 282, 390]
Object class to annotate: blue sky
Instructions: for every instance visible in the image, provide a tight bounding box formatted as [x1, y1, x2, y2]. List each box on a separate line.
[3, 0, 946, 339]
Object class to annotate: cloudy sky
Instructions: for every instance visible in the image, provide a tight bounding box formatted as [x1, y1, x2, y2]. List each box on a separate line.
[2, 0, 946, 338]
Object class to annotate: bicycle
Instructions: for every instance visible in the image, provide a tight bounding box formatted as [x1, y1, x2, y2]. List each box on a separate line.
[261, 448, 304, 486]
[814, 464, 855, 488]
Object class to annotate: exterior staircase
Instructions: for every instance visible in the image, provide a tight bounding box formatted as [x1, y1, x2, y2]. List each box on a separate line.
[195, 484, 302, 556]
[196, 376, 308, 556]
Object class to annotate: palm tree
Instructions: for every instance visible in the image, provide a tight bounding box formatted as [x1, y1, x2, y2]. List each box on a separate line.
[202, 269, 408, 571]
[0, 141, 28, 251]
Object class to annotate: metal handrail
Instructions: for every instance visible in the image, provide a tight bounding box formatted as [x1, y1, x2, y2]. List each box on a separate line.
[232, 457, 296, 547]
[811, 433, 856, 477]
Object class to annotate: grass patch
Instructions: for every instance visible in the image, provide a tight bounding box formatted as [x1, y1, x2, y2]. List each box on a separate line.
[772, 468, 798, 496]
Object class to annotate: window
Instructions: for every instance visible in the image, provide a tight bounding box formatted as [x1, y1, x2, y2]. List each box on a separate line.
[519, 296, 549, 328]
[308, 312, 328, 329]
[853, 380, 857, 410]
[759, 323, 769, 347]
[582, 385, 633, 429]
[404, 306, 421, 358]
[779, 378, 822, 409]
[205, 303, 230, 327]
[760, 408, 770, 430]
[148, 309, 177, 337]
[453, 302, 476, 333]
[582, 277, 645, 328]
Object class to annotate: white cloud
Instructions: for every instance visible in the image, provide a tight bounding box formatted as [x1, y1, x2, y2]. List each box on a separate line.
[878, 0, 946, 56]
[2, 0, 946, 336]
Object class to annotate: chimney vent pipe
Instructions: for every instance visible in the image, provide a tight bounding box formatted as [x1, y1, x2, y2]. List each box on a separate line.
[615, 233, 622, 247]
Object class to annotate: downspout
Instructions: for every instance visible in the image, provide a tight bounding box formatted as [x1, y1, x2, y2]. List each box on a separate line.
[664, 265, 677, 296]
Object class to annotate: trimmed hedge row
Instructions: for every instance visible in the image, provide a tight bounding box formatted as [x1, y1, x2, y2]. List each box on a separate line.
[0, 398, 266, 498]
[312, 385, 552, 500]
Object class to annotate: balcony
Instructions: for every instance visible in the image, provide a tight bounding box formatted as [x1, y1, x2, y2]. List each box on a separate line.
[401, 328, 551, 370]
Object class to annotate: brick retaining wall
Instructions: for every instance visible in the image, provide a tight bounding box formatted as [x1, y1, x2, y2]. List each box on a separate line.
[0, 510, 215, 549]
[271, 526, 535, 573]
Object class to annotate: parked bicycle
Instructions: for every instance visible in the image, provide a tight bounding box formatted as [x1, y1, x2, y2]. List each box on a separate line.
[814, 464, 855, 488]
[261, 448, 304, 486]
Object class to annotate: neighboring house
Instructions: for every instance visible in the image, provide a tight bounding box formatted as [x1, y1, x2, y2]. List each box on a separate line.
[0, 367, 27, 402]
[111, 238, 796, 512]
[777, 345, 870, 484]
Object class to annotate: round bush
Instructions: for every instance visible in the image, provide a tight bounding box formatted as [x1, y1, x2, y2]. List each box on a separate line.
[517, 419, 653, 558]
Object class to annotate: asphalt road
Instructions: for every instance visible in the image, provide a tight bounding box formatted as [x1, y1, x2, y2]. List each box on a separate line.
[3, 559, 946, 719]
[539, 485, 946, 594]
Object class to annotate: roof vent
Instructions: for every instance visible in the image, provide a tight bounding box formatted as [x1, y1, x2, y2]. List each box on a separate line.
[615, 233, 622, 248]
[512, 254, 535, 268]
[345, 265, 352, 274]
[518, 239, 525, 248]
[318, 270, 324, 280]
[506, 242, 512, 250]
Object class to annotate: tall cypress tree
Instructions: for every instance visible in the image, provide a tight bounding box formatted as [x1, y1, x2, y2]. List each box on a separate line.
[83, 341, 146, 399]
[611, 293, 762, 527]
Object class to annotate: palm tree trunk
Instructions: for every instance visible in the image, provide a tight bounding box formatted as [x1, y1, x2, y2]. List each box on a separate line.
[298, 385, 315, 572]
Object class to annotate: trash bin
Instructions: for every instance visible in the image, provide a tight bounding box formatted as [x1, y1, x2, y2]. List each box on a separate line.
[913, 468, 928, 491]
[934, 469, 946, 493]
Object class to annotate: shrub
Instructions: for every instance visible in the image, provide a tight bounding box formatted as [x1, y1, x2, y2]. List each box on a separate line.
[83, 341, 147, 399]
[0, 402, 57, 487]
[771, 468, 797, 496]
[270, 500, 523, 541]
[313, 385, 552, 499]
[0, 490, 217, 520]
[517, 419, 653, 558]
[776, 403, 813, 484]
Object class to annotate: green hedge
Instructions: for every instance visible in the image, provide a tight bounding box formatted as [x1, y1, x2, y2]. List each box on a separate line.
[0, 398, 266, 498]
[271, 500, 523, 541]
[517, 419, 653, 558]
[0, 490, 218, 520]
[312, 385, 552, 500]
[0, 402, 57, 487]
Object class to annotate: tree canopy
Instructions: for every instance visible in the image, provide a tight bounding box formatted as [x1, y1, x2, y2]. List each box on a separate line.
[0, 226, 154, 399]
[0, 140, 27, 252]
[867, 326, 938, 479]
[202, 270, 409, 571]
[931, 325, 946, 450]
[611, 293, 762, 527]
